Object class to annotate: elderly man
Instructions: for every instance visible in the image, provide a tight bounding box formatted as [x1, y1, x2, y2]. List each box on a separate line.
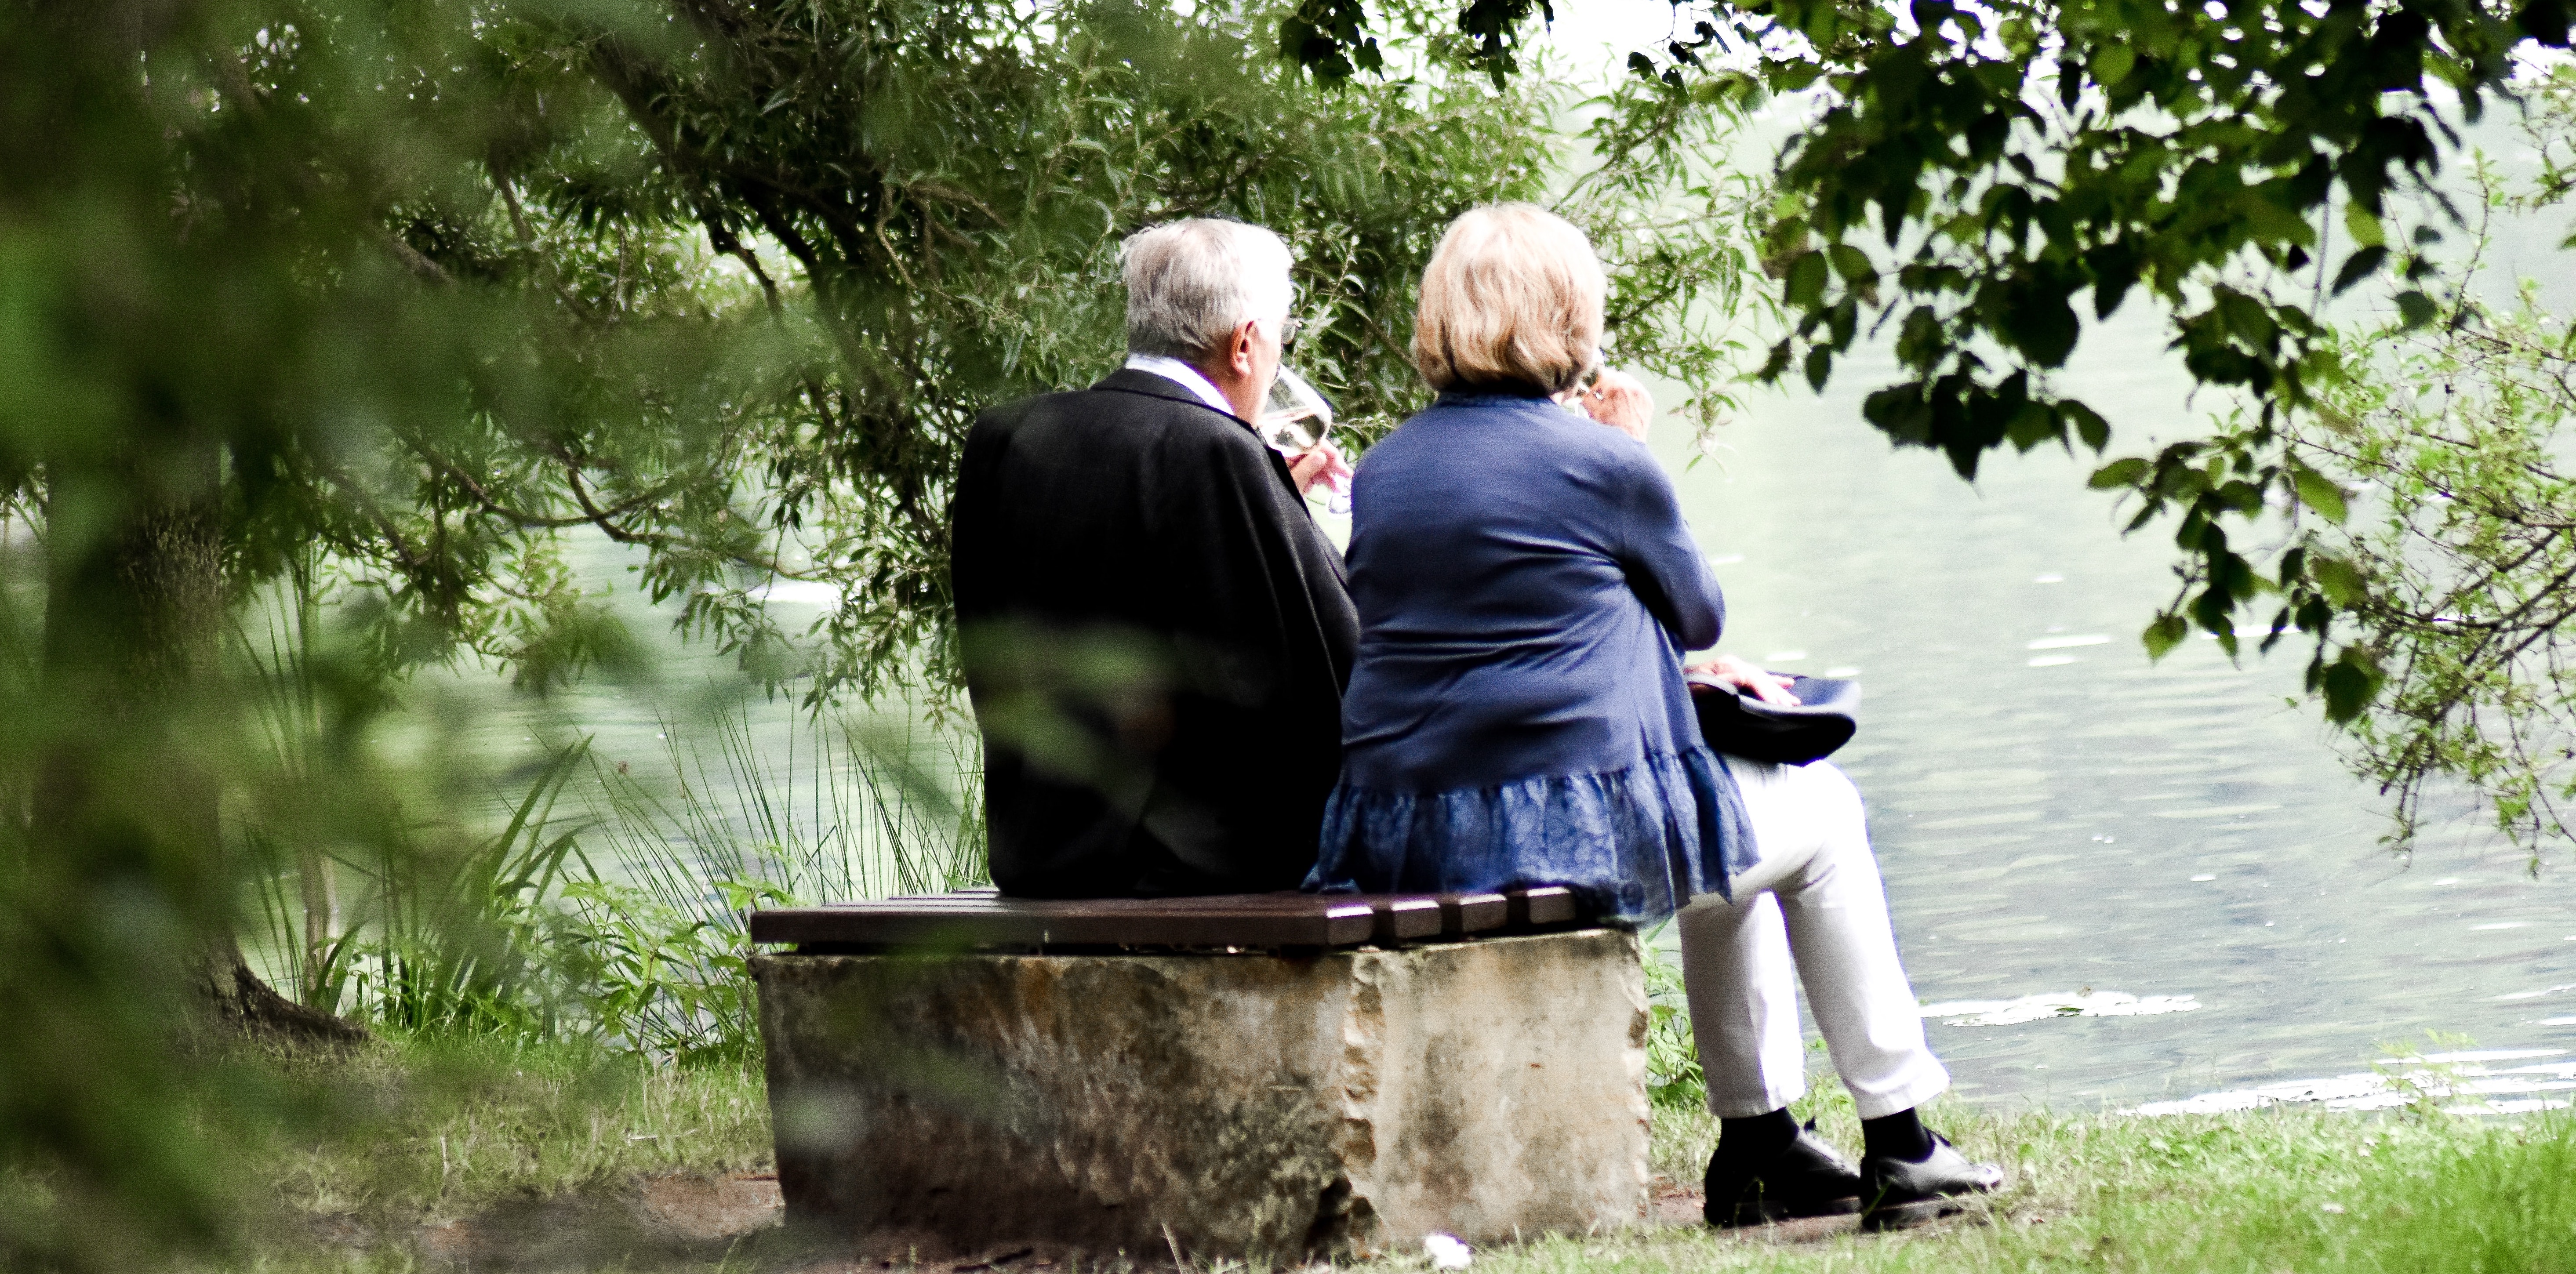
[949, 219, 1357, 899]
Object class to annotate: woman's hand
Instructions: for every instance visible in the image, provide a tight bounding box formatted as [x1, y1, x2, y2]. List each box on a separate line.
[1566, 368, 1653, 441]
[1289, 438, 1352, 496]
[1686, 653, 1802, 706]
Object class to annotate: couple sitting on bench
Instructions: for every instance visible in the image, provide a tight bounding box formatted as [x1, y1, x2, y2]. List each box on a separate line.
[948, 207, 2002, 1231]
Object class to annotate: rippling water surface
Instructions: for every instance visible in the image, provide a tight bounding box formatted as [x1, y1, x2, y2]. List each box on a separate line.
[1664, 319, 2576, 1111]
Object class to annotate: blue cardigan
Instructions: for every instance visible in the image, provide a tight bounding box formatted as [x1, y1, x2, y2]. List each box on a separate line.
[1305, 390, 1754, 921]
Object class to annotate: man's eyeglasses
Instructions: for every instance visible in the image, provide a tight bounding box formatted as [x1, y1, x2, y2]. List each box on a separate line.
[1274, 315, 1304, 353]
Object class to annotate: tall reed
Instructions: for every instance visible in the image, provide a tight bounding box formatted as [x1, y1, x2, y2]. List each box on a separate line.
[545, 697, 986, 1060]
[574, 699, 986, 915]
[233, 608, 986, 1058]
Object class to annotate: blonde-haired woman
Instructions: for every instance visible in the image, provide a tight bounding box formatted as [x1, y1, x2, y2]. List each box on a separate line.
[1306, 203, 2000, 1230]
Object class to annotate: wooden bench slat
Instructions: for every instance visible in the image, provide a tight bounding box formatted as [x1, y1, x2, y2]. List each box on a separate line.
[1440, 892, 1510, 933]
[1508, 886, 1579, 927]
[869, 893, 1356, 912]
[748, 885, 1588, 951]
[749, 905, 1377, 949]
[1370, 897, 1441, 944]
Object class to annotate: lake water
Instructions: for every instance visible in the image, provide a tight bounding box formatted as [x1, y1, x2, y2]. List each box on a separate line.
[1666, 336, 2576, 1113]
[427, 27, 2576, 1111]
[1552, 6, 2576, 1111]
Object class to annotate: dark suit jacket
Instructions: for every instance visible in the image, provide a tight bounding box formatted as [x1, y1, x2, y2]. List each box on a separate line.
[951, 368, 1360, 898]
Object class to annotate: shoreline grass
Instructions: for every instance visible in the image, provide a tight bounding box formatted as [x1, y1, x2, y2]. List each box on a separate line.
[185, 1033, 2576, 1274]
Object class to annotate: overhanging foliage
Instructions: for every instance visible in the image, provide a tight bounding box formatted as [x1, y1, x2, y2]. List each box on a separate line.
[1287, 0, 2576, 852]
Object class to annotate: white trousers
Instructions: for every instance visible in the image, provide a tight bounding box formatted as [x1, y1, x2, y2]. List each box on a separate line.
[1676, 757, 1950, 1120]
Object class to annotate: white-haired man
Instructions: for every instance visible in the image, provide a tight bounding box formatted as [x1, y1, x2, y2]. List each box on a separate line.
[950, 219, 1357, 898]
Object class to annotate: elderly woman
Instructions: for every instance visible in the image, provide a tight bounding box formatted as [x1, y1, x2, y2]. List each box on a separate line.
[1305, 204, 2000, 1230]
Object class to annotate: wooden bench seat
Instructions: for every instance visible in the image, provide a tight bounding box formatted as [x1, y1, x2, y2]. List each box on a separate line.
[746, 885, 1584, 952]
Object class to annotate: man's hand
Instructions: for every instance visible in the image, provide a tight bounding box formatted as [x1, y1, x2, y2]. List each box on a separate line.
[1686, 653, 1801, 706]
[1289, 438, 1352, 496]
[1574, 368, 1653, 441]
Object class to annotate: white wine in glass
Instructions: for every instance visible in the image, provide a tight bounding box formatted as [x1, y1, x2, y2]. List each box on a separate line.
[1257, 366, 1334, 454]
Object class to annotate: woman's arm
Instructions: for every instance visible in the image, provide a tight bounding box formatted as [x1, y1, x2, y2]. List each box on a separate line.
[1617, 456, 1726, 649]
[1572, 370, 1725, 648]
[1566, 363, 1731, 653]
[1576, 375, 1797, 705]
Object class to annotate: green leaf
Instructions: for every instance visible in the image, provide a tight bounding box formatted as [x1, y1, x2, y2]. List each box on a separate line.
[2320, 646, 2383, 723]
[1756, 338, 1794, 383]
[2515, 0, 2574, 44]
[1863, 384, 1933, 444]
[2290, 466, 2347, 523]
[2310, 553, 2366, 608]
[2331, 245, 2389, 295]
[2342, 203, 2386, 249]
[1769, 60, 1825, 92]
[2002, 282, 2080, 367]
[2060, 399, 2111, 450]
[1828, 243, 1874, 282]
[1784, 250, 1830, 309]
[2088, 456, 2148, 489]
[2006, 403, 2059, 450]
[2216, 550, 2261, 599]
[2088, 241, 2141, 319]
[2214, 289, 2277, 348]
[2093, 45, 2135, 86]
[2192, 583, 2237, 633]
[2394, 290, 2437, 330]
[2142, 613, 2188, 660]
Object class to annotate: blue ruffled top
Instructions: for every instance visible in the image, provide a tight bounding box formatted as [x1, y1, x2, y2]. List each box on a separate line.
[1304, 390, 1754, 922]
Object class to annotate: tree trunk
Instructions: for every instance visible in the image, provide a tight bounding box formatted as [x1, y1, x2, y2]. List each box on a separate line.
[34, 441, 366, 1048]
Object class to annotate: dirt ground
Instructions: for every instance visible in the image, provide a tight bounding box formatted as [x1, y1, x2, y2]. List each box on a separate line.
[370, 1172, 1882, 1272]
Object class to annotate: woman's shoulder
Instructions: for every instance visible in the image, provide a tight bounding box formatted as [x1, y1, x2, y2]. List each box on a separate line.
[1363, 395, 1657, 490]
[1383, 393, 1630, 451]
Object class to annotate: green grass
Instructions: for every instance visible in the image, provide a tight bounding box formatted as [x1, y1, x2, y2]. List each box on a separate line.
[193, 1035, 2576, 1274]
[237, 1034, 770, 1232]
[1594, 1093, 2576, 1274]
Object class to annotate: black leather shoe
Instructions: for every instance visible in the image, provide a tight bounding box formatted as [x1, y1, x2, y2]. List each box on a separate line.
[1704, 1122, 1864, 1226]
[1858, 1131, 2004, 1230]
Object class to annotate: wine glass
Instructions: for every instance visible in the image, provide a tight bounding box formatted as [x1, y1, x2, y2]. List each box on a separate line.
[1257, 366, 1334, 455]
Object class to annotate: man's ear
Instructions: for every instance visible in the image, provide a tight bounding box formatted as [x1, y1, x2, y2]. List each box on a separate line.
[1228, 320, 1259, 375]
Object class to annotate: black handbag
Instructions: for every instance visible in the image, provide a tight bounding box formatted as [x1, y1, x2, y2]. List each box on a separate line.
[1686, 672, 1860, 766]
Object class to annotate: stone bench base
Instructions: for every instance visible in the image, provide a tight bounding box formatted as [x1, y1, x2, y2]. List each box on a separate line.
[750, 929, 1650, 1259]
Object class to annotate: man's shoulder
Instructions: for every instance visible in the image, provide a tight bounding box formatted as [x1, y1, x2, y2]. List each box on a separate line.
[979, 374, 1238, 433]
[973, 385, 1097, 434]
[977, 376, 1265, 468]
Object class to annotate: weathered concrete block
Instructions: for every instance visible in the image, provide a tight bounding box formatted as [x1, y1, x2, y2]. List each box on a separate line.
[750, 929, 1650, 1258]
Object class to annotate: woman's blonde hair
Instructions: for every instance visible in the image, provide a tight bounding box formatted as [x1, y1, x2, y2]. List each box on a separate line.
[1410, 203, 1605, 395]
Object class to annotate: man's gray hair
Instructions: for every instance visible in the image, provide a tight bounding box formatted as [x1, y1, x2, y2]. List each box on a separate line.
[1120, 219, 1295, 360]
